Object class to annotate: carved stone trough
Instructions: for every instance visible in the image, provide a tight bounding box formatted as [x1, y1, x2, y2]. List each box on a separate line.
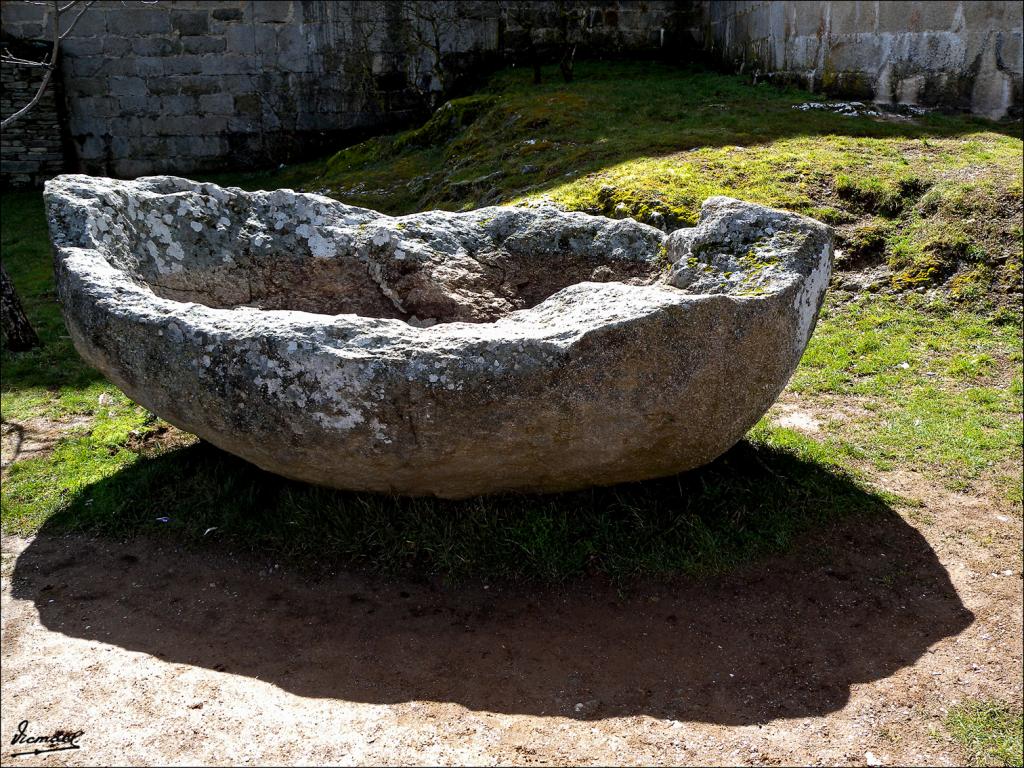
[45, 175, 832, 498]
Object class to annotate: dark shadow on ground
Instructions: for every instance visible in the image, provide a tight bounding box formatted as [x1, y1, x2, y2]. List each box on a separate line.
[40, 438, 907, 581]
[10, 441, 973, 725]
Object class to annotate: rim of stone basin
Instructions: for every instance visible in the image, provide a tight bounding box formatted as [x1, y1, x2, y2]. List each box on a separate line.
[45, 174, 833, 497]
[45, 175, 830, 345]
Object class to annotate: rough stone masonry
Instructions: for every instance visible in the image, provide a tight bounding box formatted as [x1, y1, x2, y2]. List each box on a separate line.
[45, 175, 832, 497]
[1, 0, 690, 185]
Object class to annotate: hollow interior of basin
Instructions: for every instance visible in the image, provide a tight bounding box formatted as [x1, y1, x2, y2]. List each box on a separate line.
[118, 193, 665, 324]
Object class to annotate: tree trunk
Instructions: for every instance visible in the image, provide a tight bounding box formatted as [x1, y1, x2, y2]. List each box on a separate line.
[559, 45, 576, 83]
[527, 33, 542, 84]
[0, 264, 40, 352]
[556, 3, 576, 83]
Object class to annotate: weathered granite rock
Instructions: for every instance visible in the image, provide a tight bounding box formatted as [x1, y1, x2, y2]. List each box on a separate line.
[45, 175, 832, 498]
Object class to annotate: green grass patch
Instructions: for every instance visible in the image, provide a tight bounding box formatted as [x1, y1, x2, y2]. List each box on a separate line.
[945, 700, 1024, 767]
[1, 402, 157, 535]
[834, 172, 926, 216]
[792, 295, 1022, 486]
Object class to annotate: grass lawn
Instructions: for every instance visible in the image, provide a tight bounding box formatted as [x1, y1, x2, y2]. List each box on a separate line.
[946, 700, 1024, 767]
[2, 63, 1021, 584]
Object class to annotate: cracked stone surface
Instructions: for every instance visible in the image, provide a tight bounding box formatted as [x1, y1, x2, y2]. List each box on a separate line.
[45, 175, 832, 498]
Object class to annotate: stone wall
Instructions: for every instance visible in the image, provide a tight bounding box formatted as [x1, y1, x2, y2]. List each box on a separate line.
[701, 1, 1023, 119]
[1, 0, 688, 185]
[1, 39, 70, 187]
[3, 0, 490, 181]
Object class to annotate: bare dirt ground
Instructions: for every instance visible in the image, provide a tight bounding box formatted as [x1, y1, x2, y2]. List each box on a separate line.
[1, 411, 1021, 766]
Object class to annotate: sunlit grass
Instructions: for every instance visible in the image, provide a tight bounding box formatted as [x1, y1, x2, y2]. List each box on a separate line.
[945, 700, 1024, 767]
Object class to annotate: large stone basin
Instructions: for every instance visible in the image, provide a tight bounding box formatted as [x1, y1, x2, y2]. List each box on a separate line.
[45, 175, 832, 498]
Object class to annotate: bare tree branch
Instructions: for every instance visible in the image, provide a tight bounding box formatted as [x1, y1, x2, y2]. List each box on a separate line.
[1, 0, 61, 130]
[60, 0, 97, 40]
[0, 51, 51, 67]
[0, 0, 97, 129]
